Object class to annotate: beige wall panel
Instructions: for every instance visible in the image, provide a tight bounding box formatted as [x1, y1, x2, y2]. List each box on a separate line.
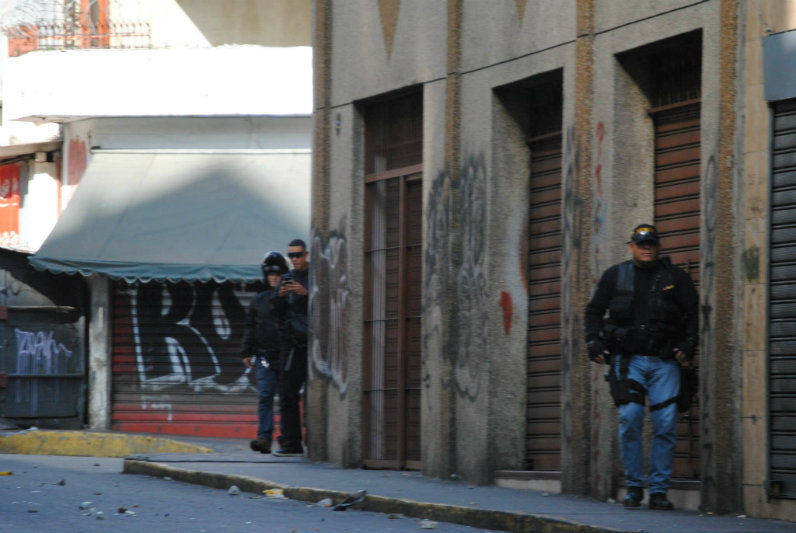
[460, 0, 576, 72]
[330, 0, 447, 106]
[594, 0, 707, 34]
[454, 43, 573, 482]
[322, 101, 363, 466]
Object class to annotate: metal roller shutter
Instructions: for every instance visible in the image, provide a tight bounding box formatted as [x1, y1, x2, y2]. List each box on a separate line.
[526, 133, 563, 471]
[111, 280, 261, 437]
[768, 97, 796, 499]
[652, 101, 701, 479]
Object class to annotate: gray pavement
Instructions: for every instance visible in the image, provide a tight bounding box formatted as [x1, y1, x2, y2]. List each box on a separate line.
[124, 435, 795, 533]
[0, 454, 499, 533]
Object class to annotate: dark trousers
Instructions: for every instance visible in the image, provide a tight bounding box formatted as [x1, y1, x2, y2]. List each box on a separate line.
[254, 358, 278, 442]
[279, 345, 307, 447]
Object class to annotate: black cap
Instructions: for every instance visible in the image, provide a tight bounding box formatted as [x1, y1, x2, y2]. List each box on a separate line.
[629, 224, 659, 245]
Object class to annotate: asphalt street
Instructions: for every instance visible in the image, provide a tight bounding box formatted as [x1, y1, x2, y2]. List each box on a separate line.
[0, 454, 499, 533]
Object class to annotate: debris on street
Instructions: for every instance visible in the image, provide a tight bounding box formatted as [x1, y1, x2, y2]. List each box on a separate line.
[315, 498, 333, 507]
[419, 519, 438, 529]
[264, 488, 285, 498]
[333, 490, 366, 511]
[228, 485, 240, 495]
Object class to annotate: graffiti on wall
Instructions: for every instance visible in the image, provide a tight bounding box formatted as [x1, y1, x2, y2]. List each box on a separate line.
[12, 327, 74, 413]
[423, 154, 489, 402]
[699, 154, 718, 492]
[592, 121, 607, 281]
[499, 291, 513, 335]
[423, 166, 452, 405]
[590, 121, 607, 490]
[67, 138, 87, 185]
[63, 138, 88, 209]
[309, 221, 349, 394]
[559, 126, 584, 447]
[0, 164, 21, 247]
[124, 283, 254, 393]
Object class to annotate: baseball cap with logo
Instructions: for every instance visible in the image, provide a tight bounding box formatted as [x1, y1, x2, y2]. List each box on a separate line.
[629, 224, 659, 245]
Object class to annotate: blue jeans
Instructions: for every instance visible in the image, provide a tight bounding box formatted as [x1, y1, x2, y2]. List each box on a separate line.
[615, 355, 680, 494]
[254, 358, 279, 442]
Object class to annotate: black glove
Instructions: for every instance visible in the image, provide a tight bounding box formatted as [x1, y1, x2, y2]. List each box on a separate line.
[586, 338, 609, 362]
[675, 338, 696, 359]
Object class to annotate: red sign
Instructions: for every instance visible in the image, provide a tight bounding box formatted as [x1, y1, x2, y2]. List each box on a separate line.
[0, 164, 21, 248]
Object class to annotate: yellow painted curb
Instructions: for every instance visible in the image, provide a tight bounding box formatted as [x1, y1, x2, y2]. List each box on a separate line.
[0, 431, 213, 457]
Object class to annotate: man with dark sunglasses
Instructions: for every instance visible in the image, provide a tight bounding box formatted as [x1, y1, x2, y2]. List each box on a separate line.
[584, 224, 698, 510]
[272, 238, 310, 456]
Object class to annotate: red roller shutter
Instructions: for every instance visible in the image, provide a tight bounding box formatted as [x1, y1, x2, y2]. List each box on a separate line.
[526, 133, 563, 471]
[652, 101, 701, 479]
[111, 280, 261, 437]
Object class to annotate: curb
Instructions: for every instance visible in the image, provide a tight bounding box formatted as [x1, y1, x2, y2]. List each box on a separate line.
[0, 431, 213, 457]
[123, 459, 628, 533]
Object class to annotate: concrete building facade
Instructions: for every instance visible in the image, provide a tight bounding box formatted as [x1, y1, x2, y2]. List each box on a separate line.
[308, 0, 796, 520]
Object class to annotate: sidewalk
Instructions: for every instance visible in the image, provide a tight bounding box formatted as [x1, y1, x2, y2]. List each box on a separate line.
[121, 435, 794, 533]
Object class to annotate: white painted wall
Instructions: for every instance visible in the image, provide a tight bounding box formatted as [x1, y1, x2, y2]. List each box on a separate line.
[18, 160, 59, 252]
[4, 46, 312, 121]
[61, 114, 312, 209]
[0, 34, 60, 147]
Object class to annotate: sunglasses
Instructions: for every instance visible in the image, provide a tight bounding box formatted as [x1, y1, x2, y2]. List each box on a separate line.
[287, 251, 306, 258]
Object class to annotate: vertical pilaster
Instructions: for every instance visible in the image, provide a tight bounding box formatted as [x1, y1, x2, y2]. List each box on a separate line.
[307, 0, 332, 461]
[437, 0, 462, 479]
[561, 0, 594, 495]
[702, 0, 740, 513]
[88, 275, 111, 430]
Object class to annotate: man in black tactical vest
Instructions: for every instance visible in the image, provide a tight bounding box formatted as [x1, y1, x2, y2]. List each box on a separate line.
[584, 224, 698, 510]
[241, 251, 290, 454]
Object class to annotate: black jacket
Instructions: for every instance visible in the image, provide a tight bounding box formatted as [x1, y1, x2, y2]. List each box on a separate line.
[240, 288, 285, 358]
[273, 267, 309, 346]
[584, 258, 699, 358]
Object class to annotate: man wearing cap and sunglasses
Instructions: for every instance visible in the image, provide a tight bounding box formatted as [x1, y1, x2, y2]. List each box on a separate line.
[271, 238, 310, 457]
[584, 224, 698, 510]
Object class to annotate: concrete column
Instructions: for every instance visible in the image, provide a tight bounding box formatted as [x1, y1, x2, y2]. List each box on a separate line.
[560, 0, 595, 495]
[87, 275, 112, 430]
[307, 0, 332, 461]
[700, 0, 742, 514]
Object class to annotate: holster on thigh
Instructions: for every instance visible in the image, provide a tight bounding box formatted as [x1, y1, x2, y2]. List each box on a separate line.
[605, 356, 645, 407]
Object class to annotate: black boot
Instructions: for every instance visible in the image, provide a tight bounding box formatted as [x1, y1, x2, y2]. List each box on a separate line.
[250, 438, 271, 454]
[648, 492, 674, 510]
[623, 486, 643, 508]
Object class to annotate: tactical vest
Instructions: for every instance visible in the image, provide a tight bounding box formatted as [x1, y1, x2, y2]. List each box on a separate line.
[603, 257, 682, 358]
